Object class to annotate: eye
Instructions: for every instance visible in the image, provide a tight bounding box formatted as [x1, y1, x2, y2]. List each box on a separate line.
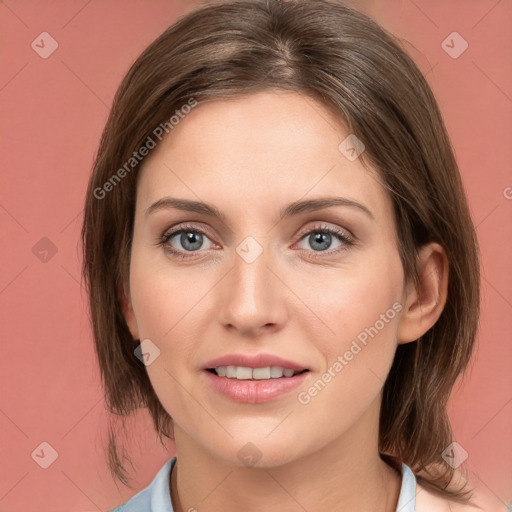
[158, 224, 216, 259]
[294, 223, 354, 257]
[157, 222, 355, 260]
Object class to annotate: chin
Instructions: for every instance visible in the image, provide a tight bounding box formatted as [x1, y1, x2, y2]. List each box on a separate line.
[209, 436, 305, 470]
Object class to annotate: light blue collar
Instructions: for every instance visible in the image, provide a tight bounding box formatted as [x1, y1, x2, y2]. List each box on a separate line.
[396, 462, 417, 511]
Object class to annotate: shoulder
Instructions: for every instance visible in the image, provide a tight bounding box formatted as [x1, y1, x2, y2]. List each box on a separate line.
[415, 480, 508, 512]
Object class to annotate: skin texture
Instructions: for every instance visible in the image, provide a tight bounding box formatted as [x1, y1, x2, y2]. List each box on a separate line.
[121, 91, 452, 511]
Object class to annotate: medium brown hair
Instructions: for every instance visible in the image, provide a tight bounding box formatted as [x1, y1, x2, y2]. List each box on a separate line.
[81, 0, 480, 501]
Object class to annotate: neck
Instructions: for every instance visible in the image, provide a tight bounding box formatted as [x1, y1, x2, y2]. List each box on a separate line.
[169, 396, 401, 512]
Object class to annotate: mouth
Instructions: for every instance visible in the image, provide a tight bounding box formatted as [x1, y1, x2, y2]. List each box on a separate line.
[205, 366, 310, 380]
[203, 366, 311, 404]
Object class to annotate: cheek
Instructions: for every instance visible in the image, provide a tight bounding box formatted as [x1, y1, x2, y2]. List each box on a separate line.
[129, 248, 207, 339]
[293, 250, 404, 373]
[128, 259, 207, 416]
[292, 264, 403, 430]
[128, 251, 218, 383]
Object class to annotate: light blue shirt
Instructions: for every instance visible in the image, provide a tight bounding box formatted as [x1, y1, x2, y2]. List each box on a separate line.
[109, 456, 416, 511]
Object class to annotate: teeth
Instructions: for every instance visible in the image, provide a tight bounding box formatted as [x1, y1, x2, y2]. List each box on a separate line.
[213, 366, 301, 380]
[253, 367, 271, 379]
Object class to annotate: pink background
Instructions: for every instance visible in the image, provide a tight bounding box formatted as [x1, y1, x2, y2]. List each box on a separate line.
[0, 0, 510, 510]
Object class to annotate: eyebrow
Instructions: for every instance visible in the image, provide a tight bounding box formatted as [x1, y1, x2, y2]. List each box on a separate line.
[145, 196, 374, 221]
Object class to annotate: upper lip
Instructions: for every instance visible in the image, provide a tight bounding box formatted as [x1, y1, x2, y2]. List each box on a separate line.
[203, 353, 309, 372]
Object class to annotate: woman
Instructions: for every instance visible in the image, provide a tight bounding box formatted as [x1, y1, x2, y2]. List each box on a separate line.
[81, 0, 498, 510]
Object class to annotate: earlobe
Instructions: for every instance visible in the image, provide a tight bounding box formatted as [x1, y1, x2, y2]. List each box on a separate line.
[118, 282, 140, 341]
[397, 243, 449, 344]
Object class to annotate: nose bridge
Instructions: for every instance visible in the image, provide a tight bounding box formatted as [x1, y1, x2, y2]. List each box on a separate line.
[219, 235, 285, 331]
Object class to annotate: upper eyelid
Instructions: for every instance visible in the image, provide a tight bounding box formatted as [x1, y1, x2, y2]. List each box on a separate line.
[163, 223, 215, 240]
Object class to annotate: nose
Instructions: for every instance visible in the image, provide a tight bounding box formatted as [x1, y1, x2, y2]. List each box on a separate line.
[217, 239, 288, 336]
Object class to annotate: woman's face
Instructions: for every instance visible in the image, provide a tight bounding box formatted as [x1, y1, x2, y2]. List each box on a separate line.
[125, 91, 407, 467]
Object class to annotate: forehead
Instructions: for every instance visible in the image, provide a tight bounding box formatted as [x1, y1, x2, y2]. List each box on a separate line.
[136, 91, 391, 223]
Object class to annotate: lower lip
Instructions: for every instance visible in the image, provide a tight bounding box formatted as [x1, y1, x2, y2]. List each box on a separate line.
[203, 370, 309, 404]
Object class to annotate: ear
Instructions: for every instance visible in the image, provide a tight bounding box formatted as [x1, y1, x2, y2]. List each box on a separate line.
[118, 281, 140, 341]
[397, 242, 449, 344]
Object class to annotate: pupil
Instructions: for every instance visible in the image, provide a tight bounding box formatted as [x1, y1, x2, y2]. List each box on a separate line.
[182, 231, 202, 251]
[311, 232, 330, 251]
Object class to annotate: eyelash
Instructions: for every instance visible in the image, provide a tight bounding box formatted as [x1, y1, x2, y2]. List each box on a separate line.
[156, 222, 355, 260]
